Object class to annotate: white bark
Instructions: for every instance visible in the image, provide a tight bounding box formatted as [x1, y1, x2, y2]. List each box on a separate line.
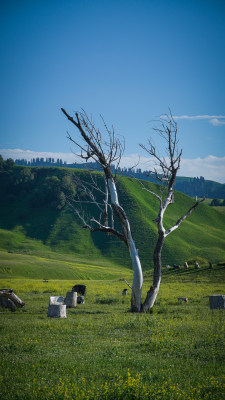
[108, 177, 143, 312]
[128, 231, 143, 312]
[108, 178, 119, 205]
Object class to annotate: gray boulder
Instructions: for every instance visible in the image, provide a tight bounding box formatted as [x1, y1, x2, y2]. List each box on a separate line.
[209, 295, 225, 309]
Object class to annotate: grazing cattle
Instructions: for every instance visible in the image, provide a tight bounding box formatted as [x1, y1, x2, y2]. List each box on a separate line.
[72, 284, 86, 296]
[195, 262, 200, 269]
[173, 264, 180, 269]
[122, 289, 128, 296]
[165, 265, 171, 269]
[184, 262, 189, 269]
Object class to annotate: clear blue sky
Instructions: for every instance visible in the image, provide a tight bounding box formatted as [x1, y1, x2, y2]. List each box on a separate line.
[0, 0, 225, 181]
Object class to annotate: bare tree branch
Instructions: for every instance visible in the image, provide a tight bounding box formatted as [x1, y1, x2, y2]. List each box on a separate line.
[123, 279, 132, 289]
[134, 177, 162, 203]
[141, 110, 205, 312]
[165, 198, 205, 236]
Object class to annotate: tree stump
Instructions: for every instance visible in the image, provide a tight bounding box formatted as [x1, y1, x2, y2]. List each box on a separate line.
[0, 297, 16, 310]
[0, 289, 25, 308]
[209, 295, 225, 309]
[64, 291, 77, 308]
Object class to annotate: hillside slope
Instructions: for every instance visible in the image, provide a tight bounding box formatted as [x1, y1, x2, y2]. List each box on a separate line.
[0, 165, 224, 270]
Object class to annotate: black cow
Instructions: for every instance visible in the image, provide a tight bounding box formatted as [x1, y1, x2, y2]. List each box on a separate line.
[72, 284, 86, 296]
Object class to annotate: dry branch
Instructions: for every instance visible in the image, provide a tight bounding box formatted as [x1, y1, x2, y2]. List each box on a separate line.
[0, 289, 25, 308]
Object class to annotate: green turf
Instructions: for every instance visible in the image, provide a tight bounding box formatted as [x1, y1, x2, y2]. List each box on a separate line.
[0, 250, 130, 280]
[0, 264, 224, 399]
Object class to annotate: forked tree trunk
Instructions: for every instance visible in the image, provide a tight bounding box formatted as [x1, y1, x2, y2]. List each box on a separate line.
[62, 107, 204, 314]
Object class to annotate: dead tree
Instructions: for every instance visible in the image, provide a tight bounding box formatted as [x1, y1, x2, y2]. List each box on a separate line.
[62, 108, 204, 313]
[139, 112, 205, 311]
[61, 108, 143, 312]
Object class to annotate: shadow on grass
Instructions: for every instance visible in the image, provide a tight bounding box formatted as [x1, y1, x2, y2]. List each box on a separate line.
[70, 310, 108, 315]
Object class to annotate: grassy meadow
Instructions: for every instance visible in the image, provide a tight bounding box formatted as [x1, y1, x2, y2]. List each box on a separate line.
[1, 263, 225, 400]
[1, 166, 225, 269]
[0, 165, 225, 398]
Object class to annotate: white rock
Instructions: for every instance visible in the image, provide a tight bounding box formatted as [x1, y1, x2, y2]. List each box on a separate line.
[47, 304, 67, 318]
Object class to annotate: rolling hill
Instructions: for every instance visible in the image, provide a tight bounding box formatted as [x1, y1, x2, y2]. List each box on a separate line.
[0, 164, 224, 277]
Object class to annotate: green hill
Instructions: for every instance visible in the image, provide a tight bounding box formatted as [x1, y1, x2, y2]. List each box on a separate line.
[175, 175, 225, 198]
[0, 164, 225, 276]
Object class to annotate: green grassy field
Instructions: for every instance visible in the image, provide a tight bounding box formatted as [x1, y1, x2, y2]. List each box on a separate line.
[0, 250, 130, 280]
[0, 166, 225, 270]
[0, 166, 225, 398]
[1, 264, 225, 399]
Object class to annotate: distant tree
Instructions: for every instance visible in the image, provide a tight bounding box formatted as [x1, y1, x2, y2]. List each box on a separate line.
[30, 173, 75, 210]
[62, 108, 205, 312]
[0, 155, 4, 172]
[4, 158, 14, 171]
[210, 199, 221, 206]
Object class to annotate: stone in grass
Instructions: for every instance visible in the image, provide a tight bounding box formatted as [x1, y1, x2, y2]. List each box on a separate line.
[178, 297, 188, 303]
[77, 296, 85, 304]
[49, 296, 64, 305]
[209, 295, 225, 310]
[47, 304, 67, 318]
[47, 296, 66, 318]
[64, 291, 77, 308]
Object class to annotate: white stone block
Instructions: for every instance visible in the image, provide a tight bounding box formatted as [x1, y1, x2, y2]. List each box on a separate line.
[47, 304, 67, 318]
[49, 296, 64, 305]
[64, 291, 77, 308]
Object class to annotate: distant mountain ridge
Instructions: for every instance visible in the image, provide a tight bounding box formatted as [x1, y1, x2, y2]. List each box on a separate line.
[14, 158, 225, 199]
